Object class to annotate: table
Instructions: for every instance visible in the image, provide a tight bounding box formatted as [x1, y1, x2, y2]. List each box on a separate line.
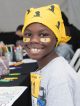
[0, 62, 38, 86]
[0, 61, 38, 106]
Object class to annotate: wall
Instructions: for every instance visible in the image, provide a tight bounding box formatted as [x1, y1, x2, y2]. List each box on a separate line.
[0, 0, 67, 32]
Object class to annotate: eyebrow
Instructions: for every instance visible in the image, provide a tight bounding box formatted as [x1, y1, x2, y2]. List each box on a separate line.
[24, 29, 31, 32]
[25, 28, 49, 33]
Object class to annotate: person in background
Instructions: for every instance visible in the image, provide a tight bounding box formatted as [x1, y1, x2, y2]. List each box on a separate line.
[55, 12, 74, 62]
[22, 4, 80, 106]
[15, 25, 24, 47]
[55, 42, 74, 62]
[16, 25, 23, 37]
[55, 25, 74, 62]
[16, 25, 29, 58]
[61, 12, 80, 52]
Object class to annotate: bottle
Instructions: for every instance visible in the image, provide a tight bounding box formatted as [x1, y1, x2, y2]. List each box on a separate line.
[14, 46, 23, 61]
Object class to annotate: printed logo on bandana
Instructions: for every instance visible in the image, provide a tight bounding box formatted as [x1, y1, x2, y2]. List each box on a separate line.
[34, 11, 40, 17]
[48, 5, 54, 12]
[56, 21, 60, 29]
[27, 9, 31, 15]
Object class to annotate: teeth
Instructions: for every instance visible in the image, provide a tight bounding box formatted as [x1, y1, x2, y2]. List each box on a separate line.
[30, 48, 41, 53]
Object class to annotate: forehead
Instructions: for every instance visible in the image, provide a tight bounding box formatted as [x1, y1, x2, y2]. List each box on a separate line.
[24, 23, 54, 33]
[24, 23, 57, 42]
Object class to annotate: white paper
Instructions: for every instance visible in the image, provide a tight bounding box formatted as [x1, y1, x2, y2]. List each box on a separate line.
[9, 59, 37, 66]
[22, 59, 37, 63]
[0, 86, 27, 106]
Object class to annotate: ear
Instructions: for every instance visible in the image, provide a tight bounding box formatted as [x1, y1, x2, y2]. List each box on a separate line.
[55, 38, 58, 47]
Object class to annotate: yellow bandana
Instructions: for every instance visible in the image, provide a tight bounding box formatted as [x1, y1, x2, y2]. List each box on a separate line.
[22, 4, 71, 45]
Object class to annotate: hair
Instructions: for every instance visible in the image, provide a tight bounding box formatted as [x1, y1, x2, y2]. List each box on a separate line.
[61, 12, 70, 26]
[16, 25, 23, 31]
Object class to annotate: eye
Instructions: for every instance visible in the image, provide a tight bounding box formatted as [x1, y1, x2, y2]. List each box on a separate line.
[39, 33, 49, 37]
[24, 32, 32, 37]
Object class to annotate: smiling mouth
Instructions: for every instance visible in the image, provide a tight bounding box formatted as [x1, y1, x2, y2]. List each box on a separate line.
[29, 48, 42, 54]
[26, 43, 44, 54]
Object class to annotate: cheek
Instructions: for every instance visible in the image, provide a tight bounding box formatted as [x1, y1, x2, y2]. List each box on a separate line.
[40, 38, 51, 43]
[23, 38, 30, 43]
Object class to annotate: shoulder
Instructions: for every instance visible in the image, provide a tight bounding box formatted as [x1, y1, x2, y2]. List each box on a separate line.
[46, 57, 78, 84]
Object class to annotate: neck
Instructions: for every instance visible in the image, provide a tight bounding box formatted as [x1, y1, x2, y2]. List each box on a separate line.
[37, 51, 58, 70]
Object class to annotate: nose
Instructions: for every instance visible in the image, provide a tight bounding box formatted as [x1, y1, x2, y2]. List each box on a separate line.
[30, 34, 40, 43]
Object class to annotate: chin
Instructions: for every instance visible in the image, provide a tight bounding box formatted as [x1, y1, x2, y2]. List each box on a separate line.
[30, 57, 39, 60]
[29, 55, 42, 60]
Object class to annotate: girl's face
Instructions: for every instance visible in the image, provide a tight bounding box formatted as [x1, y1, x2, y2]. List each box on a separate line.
[23, 23, 57, 60]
